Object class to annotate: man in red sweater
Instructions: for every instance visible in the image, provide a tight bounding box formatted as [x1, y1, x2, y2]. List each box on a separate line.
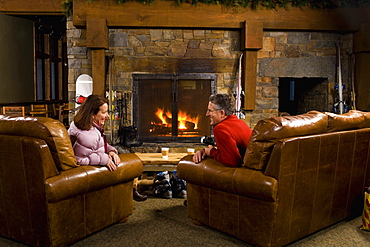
[193, 94, 252, 167]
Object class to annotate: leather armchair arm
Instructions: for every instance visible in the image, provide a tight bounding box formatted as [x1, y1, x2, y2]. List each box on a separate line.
[45, 153, 143, 203]
[178, 155, 278, 202]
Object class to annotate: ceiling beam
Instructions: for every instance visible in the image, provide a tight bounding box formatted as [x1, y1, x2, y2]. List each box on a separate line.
[72, 0, 370, 31]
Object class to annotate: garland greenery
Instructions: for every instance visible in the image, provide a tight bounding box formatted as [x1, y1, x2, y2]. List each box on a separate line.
[62, 0, 370, 16]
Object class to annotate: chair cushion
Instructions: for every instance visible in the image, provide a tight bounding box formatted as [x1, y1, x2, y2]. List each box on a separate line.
[243, 111, 328, 170]
[325, 110, 365, 132]
[0, 115, 77, 170]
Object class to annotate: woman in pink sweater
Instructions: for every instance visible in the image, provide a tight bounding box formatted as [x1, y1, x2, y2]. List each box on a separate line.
[68, 94, 119, 171]
[68, 94, 147, 201]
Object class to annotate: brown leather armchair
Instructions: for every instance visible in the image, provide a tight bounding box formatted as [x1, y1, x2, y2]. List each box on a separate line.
[0, 115, 143, 247]
[178, 110, 370, 247]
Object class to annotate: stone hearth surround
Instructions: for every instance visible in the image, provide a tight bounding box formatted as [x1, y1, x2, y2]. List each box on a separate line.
[67, 21, 353, 144]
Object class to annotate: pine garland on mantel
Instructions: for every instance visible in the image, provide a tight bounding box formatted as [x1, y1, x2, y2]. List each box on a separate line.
[62, 0, 370, 16]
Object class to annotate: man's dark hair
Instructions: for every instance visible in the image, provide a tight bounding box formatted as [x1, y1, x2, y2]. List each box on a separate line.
[209, 94, 235, 116]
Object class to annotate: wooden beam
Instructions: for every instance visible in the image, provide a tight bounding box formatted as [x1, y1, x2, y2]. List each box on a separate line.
[354, 53, 370, 111]
[0, 0, 64, 14]
[86, 19, 108, 49]
[73, 0, 370, 31]
[243, 50, 258, 110]
[241, 21, 263, 50]
[354, 23, 370, 111]
[354, 23, 370, 53]
[91, 49, 106, 97]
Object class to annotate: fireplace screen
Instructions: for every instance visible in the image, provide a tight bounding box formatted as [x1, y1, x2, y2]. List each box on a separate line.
[133, 74, 216, 142]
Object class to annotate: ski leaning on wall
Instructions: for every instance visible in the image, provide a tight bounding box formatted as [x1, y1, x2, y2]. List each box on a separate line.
[235, 53, 245, 119]
[334, 41, 346, 114]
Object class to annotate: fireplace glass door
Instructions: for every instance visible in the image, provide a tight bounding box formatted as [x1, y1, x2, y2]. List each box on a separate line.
[133, 74, 216, 142]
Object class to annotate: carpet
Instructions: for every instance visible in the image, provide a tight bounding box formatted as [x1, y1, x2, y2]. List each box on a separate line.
[1, 197, 370, 246]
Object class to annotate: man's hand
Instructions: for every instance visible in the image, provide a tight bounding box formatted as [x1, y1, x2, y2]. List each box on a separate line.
[204, 145, 214, 156]
[193, 145, 214, 163]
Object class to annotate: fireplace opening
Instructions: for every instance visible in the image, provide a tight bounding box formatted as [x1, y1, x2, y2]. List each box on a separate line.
[279, 77, 329, 116]
[133, 74, 217, 142]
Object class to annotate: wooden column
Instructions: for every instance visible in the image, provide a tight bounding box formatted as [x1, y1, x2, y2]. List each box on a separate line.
[91, 50, 106, 96]
[241, 21, 263, 110]
[86, 19, 108, 96]
[354, 23, 370, 111]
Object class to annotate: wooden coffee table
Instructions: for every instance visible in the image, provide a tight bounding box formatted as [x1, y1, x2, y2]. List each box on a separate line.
[135, 152, 188, 172]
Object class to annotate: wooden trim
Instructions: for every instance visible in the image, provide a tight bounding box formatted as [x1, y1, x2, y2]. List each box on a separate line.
[92, 49, 106, 96]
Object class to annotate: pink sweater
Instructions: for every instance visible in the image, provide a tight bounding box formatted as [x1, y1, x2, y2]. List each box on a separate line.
[68, 121, 117, 166]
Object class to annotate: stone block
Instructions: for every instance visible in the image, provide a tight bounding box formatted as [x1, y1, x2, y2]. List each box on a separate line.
[284, 45, 300, 58]
[128, 36, 143, 48]
[256, 99, 273, 110]
[194, 30, 205, 37]
[185, 49, 212, 58]
[68, 58, 82, 69]
[257, 51, 271, 59]
[212, 44, 231, 58]
[163, 30, 175, 40]
[183, 31, 193, 40]
[287, 32, 310, 44]
[199, 42, 213, 50]
[188, 40, 200, 49]
[173, 30, 183, 39]
[136, 35, 150, 42]
[109, 33, 128, 47]
[67, 47, 87, 56]
[168, 42, 187, 57]
[259, 57, 336, 78]
[150, 29, 162, 41]
[261, 37, 275, 51]
[155, 41, 170, 47]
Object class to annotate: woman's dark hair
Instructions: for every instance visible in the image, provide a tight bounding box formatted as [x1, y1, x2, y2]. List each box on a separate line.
[209, 94, 235, 116]
[74, 94, 108, 130]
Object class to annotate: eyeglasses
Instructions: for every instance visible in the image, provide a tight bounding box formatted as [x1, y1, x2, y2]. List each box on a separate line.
[206, 108, 221, 113]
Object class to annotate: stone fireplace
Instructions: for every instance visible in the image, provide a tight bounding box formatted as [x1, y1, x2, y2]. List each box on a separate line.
[67, 24, 353, 145]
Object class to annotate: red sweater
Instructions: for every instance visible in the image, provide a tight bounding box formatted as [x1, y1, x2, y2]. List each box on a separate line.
[209, 114, 252, 167]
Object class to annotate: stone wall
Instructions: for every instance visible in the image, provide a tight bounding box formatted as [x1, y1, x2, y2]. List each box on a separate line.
[254, 31, 353, 123]
[67, 20, 353, 135]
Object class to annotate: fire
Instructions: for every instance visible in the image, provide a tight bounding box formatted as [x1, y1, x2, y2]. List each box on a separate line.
[152, 108, 199, 130]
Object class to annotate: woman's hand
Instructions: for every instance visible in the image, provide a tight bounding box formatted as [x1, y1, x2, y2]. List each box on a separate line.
[109, 151, 121, 166]
[106, 159, 117, 171]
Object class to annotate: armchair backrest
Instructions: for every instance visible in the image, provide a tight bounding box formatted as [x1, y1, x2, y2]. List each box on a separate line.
[0, 115, 77, 171]
[243, 111, 328, 170]
[243, 110, 370, 171]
